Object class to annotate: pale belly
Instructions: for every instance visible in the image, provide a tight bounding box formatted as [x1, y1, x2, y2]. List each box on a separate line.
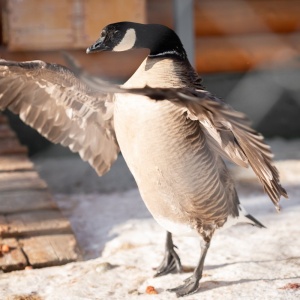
[114, 94, 231, 235]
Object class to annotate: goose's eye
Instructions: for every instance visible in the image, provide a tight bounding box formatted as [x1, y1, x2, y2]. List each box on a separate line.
[114, 30, 119, 35]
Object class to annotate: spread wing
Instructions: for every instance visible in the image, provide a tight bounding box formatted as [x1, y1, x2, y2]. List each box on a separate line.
[122, 86, 288, 210]
[0, 57, 287, 208]
[0, 59, 119, 176]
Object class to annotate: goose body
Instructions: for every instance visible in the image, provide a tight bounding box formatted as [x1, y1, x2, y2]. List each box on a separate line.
[0, 22, 287, 297]
[115, 57, 239, 237]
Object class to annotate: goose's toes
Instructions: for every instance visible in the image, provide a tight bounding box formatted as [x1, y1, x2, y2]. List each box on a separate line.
[154, 247, 182, 277]
[168, 275, 199, 297]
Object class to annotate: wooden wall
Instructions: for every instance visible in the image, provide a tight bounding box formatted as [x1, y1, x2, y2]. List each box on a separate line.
[194, 0, 300, 73]
[0, 0, 299, 79]
[3, 0, 145, 51]
[0, 0, 147, 79]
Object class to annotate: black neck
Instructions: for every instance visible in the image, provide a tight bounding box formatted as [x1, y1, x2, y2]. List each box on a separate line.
[133, 23, 187, 61]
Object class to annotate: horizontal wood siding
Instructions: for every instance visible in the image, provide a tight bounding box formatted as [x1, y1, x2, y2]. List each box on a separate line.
[195, 0, 300, 36]
[3, 0, 145, 51]
[0, 0, 299, 75]
[0, 114, 81, 271]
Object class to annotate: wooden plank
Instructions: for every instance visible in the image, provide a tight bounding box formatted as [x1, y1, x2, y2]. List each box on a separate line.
[20, 234, 80, 267]
[0, 138, 28, 155]
[5, 0, 78, 51]
[3, 210, 72, 237]
[0, 238, 27, 272]
[0, 114, 8, 124]
[0, 47, 148, 80]
[4, 0, 145, 51]
[0, 0, 299, 77]
[147, 0, 173, 29]
[0, 124, 16, 138]
[0, 28, 298, 78]
[0, 171, 47, 191]
[147, 0, 300, 36]
[0, 190, 56, 214]
[195, 0, 300, 36]
[0, 155, 34, 172]
[196, 34, 300, 73]
[0, 115, 81, 272]
[84, 0, 146, 46]
[0, 215, 8, 236]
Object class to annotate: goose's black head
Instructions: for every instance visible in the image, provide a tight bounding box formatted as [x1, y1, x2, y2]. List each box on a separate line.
[86, 22, 187, 60]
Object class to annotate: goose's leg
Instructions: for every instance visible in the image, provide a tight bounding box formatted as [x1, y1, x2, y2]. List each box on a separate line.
[168, 239, 210, 297]
[154, 231, 182, 277]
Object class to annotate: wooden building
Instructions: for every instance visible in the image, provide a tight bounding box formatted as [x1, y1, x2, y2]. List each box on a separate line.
[0, 0, 299, 79]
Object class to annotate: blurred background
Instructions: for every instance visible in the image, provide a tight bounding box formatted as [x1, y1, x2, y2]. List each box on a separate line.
[0, 0, 299, 158]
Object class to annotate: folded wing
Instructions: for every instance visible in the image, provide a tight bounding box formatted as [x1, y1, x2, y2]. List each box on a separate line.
[123, 86, 288, 210]
[0, 59, 119, 175]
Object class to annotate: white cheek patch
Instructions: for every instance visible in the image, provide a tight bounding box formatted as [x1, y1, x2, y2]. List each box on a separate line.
[113, 28, 136, 52]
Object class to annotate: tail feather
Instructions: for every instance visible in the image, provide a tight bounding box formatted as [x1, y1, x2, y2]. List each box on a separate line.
[245, 213, 266, 228]
[238, 205, 266, 228]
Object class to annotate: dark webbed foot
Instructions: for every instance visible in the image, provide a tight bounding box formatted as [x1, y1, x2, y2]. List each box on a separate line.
[154, 244, 182, 276]
[168, 239, 211, 297]
[154, 231, 182, 277]
[168, 274, 200, 297]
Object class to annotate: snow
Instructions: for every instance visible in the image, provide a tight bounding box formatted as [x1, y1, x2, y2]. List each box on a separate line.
[1, 139, 300, 300]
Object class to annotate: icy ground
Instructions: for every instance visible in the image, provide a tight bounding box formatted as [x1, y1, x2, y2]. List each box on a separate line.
[1, 139, 300, 300]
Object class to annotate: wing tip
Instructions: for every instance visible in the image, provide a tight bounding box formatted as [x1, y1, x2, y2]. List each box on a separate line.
[267, 183, 288, 212]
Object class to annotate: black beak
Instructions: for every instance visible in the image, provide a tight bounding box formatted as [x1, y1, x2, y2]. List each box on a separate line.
[86, 37, 106, 54]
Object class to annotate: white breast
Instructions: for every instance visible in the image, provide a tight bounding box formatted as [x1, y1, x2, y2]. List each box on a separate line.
[114, 93, 188, 223]
[113, 92, 223, 235]
[112, 57, 237, 236]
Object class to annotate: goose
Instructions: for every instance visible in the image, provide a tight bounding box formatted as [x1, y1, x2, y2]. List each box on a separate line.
[0, 22, 287, 297]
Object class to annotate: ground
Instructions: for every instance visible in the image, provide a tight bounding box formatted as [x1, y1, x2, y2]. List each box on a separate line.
[0, 138, 300, 300]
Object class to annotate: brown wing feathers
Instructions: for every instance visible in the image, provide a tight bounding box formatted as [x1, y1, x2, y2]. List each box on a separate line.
[0, 59, 119, 176]
[122, 86, 287, 209]
[202, 96, 287, 210]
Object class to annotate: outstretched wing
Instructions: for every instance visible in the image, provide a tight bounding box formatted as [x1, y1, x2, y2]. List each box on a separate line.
[122, 86, 288, 210]
[0, 58, 287, 207]
[0, 59, 119, 176]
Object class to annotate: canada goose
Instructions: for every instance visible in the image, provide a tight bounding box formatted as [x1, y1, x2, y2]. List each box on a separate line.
[0, 22, 287, 297]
